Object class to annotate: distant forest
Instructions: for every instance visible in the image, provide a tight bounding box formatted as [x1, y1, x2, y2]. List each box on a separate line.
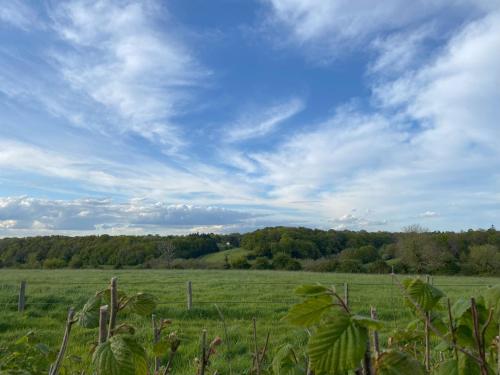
[0, 226, 499, 275]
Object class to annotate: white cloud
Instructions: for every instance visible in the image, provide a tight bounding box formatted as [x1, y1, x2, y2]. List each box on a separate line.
[226, 98, 304, 142]
[49, 0, 208, 151]
[0, 0, 39, 30]
[264, 0, 496, 59]
[0, 196, 254, 234]
[248, 10, 500, 229]
[419, 211, 438, 218]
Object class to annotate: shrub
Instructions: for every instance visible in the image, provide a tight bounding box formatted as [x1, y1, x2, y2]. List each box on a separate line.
[68, 255, 83, 269]
[272, 253, 302, 271]
[365, 259, 391, 274]
[231, 256, 251, 269]
[302, 257, 338, 272]
[336, 259, 363, 273]
[252, 257, 273, 270]
[42, 258, 67, 269]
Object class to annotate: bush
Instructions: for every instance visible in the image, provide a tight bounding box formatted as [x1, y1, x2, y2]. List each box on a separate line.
[272, 253, 302, 271]
[338, 245, 378, 264]
[231, 256, 251, 269]
[252, 257, 273, 270]
[42, 258, 67, 269]
[365, 260, 391, 274]
[68, 255, 83, 269]
[336, 259, 363, 273]
[302, 257, 338, 272]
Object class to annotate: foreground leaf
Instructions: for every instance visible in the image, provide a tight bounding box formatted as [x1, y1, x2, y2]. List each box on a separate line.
[307, 312, 367, 374]
[436, 354, 482, 375]
[92, 335, 147, 375]
[482, 285, 500, 322]
[78, 294, 103, 328]
[123, 293, 157, 316]
[295, 285, 329, 297]
[285, 295, 333, 327]
[272, 344, 306, 375]
[376, 351, 425, 375]
[403, 278, 444, 312]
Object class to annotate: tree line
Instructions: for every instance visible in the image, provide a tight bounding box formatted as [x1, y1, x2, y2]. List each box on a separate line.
[0, 226, 499, 275]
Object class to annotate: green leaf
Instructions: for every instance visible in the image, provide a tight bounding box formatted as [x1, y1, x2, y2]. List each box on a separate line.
[376, 351, 425, 375]
[435, 354, 482, 375]
[307, 311, 368, 374]
[92, 335, 147, 375]
[285, 295, 333, 327]
[153, 340, 169, 357]
[482, 285, 500, 322]
[77, 294, 103, 328]
[351, 315, 384, 330]
[403, 278, 444, 312]
[124, 293, 157, 316]
[272, 344, 306, 375]
[295, 285, 329, 296]
[451, 298, 470, 320]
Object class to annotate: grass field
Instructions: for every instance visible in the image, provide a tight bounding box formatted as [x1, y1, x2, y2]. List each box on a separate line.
[200, 247, 249, 264]
[1, 269, 499, 373]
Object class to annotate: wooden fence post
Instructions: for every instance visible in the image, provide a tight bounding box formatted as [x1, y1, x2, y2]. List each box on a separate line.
[370, 307, 380, 359]
[18, 280, 26, 312]
[187, 281, 192, 310]
[344, 282, 349, 308]
[98, 305, 108, 344]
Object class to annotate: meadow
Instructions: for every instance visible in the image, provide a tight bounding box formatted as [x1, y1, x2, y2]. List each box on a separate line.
[0, 269, 499, 374]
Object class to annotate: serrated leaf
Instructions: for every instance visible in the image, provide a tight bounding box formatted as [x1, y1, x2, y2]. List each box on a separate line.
[482, 285, 500, 322]
[307, 312, 367, 374]
[78, 294, 103, 328]
[451, 298, 470, 320]
[124, 293, 157, 316]
[92, 335, 147, 375]
[272, 344, 306, 375]
[295, 285, 329, 296]
[153, 340, 169, 356]
[285, 295, 333, 327]
[435, 354, 482, 375]
[351, 315, 384, 330]
[376, 351, 425, 375]
[403, 278, 444, 312]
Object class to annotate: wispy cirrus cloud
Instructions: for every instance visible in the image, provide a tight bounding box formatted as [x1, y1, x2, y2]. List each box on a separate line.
[0, 0, 39, 30]
[48, 0, 209, 152]
[225, 98, 304, 142]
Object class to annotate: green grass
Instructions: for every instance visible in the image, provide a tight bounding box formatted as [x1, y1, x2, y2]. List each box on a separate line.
[0, 269, 498, 373]
[200, 247, 250, 263]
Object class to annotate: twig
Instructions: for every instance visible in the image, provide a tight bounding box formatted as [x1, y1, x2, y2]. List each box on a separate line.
[252, 317, 260, 375]
[152, 314, 160, 374]
[393, 275, 481, 363]
[49, 308, 75, 375]
[446, 298, 458, 360]
[215, 304, 232, 375]
[199, 330, 207, 375]
[471, 298, 489, 375]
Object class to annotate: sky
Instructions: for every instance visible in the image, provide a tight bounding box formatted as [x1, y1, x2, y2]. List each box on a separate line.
[0, 0, 499, 236]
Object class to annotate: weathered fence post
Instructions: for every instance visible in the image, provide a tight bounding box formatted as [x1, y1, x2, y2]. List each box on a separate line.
[98, 305, 108, 344]
[18, 280, 26, 312]
[344, 282, 349, 308]
[370, 307, 380, 359]
[108, 277, 118, 339]
[187, 281, 192, 310]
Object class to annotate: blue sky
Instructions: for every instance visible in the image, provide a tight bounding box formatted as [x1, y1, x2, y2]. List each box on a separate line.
[0, 0, 499, 236]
